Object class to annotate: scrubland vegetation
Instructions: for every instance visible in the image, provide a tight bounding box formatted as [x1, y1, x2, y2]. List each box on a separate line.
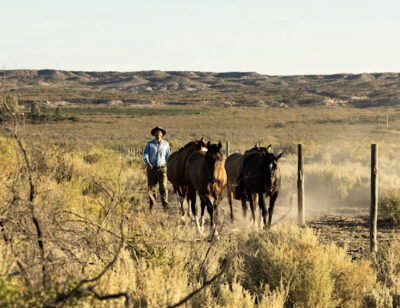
[3, 69, 400, 108]
[2, 95, 400, 307]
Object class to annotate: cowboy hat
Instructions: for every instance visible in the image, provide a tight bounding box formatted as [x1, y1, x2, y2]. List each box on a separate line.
[151, 126, 166, 136]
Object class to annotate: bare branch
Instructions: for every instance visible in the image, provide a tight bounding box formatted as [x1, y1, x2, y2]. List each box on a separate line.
[55, 211, 123, 240]
[88, 287, 130, 308]
[0, 220, 32, 287]
[168, 259, 229, 308]
[197, 221, 226, 282]
[13, 131, 48, 288]
[53, 215, 125, 307]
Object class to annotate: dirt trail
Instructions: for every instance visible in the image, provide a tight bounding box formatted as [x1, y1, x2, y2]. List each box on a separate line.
[150, 191, 399, 259]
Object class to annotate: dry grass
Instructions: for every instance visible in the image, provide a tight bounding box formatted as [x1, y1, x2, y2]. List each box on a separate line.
[2, 105, 400, 306]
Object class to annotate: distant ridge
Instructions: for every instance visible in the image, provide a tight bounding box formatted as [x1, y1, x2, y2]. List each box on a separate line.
[2, 69, 400, 107]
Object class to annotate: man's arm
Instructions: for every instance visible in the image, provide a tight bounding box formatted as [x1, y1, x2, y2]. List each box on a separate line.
[165, 142, 171, 163]
[143, 142, 153, 169]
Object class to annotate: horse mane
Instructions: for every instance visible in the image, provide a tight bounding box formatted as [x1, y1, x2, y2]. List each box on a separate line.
[244, 146, 265, 155]
[178, 140, 203, 153]
[245, 144, 272, 156]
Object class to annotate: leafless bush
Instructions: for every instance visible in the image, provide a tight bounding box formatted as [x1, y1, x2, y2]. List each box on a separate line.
[0, 116, 130, 306]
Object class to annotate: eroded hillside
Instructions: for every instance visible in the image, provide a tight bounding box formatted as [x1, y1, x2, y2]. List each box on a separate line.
[2, 69, 400, 107]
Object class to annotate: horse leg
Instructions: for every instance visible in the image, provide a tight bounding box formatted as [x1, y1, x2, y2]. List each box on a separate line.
[181, 187, 194, 220]
[175, 186, 185, 216]
[268, 192, 279, 229]
[200, 198, 206, 233]
[200, 193, 216, 241]
[179, 187, 191, 219]
[241, 198, 247, 218]
[258, 193, 267, 229]
[212, 194, 224, 240]
[212, 193, 223, 229]
[186, 192, 194, 220]
[177, 192, 185, 215]
[228, 186, 234, 222]
[248, 191, 257, 228]
[199, 194, 211, 232]
[188, 188, 201, 233]
[207, 202, 216, 242]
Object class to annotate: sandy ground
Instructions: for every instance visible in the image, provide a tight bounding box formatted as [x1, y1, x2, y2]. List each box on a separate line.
[146, 189, 398, 260]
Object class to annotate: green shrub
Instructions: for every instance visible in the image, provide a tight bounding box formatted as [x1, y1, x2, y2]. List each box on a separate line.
[0, 278, 21, 307]
[132, 261, 190, 308]
[54, 106, 63, 120]
[369, 241, 400, 307]
[28, 102, 41, 120]
[127, 229, 169, 267]
[362, 287, 393, 308]
[239, 225, 376, 308]
[0, 95, 19, 122]
[379, 189, 400, 226]
[54, 155, 75, 183]
[216, 281, 256, 308]
[83, 152, 102, 164]
[81, 178, 102, 196]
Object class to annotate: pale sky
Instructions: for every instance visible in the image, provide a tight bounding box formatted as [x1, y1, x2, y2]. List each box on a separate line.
[1, 0, 400, 75]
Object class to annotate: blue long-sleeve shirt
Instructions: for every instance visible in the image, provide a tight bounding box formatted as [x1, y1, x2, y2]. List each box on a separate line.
[143, 139, 170, 167]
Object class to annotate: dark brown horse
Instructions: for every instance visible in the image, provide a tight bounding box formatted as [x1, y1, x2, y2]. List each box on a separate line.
[225, 145, 265, 221]
[167, 138, 206, 216]
[185, 141, 227, 240]
[241, 145, 283, 229]
[225, 153, 246, 222]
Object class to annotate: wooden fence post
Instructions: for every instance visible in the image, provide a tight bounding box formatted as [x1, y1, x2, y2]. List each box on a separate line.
[297, 144, 305, 226]
[370, 144, 378, 253]
[226, 141, 230, 158]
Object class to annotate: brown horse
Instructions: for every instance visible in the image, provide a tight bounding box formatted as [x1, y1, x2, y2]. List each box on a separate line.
[185, 141, 227, 240]
[225, 145, 266, 221]
[167, 138, 206, 216]
[241, 145, 283, 229]
[225, 153, 246, 222]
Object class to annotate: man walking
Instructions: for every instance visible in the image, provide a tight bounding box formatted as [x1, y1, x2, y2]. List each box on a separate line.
[144, 126, 171, 211]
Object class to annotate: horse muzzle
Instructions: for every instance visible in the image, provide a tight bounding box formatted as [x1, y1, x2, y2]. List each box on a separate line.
[209, 176, 221, 185]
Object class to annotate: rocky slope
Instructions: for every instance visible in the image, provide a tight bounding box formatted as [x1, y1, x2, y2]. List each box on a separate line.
[2, 70, 400, 107]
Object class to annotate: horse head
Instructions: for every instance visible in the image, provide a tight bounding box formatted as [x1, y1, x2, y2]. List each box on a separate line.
[205, 141, 224, 184]
[262, 150, 283, 193]
[197, 137, 207, 151]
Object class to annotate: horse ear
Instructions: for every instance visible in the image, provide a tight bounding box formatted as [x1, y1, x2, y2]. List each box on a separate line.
[218, 142, 222, 150]
[275, 152, 284, 161]
[207, 141, 211, 148]
[200, 137, 205, 143]
[266, 144, 272, 153]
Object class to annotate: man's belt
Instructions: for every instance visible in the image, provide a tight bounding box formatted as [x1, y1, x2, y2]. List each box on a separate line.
[154, 165, 166, 170]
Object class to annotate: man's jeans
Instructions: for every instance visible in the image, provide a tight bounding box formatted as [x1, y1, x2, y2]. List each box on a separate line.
[147, 166, 169, 209]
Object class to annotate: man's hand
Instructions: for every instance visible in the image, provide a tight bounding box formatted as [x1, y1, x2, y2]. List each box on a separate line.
[147, 163, 153, 170]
